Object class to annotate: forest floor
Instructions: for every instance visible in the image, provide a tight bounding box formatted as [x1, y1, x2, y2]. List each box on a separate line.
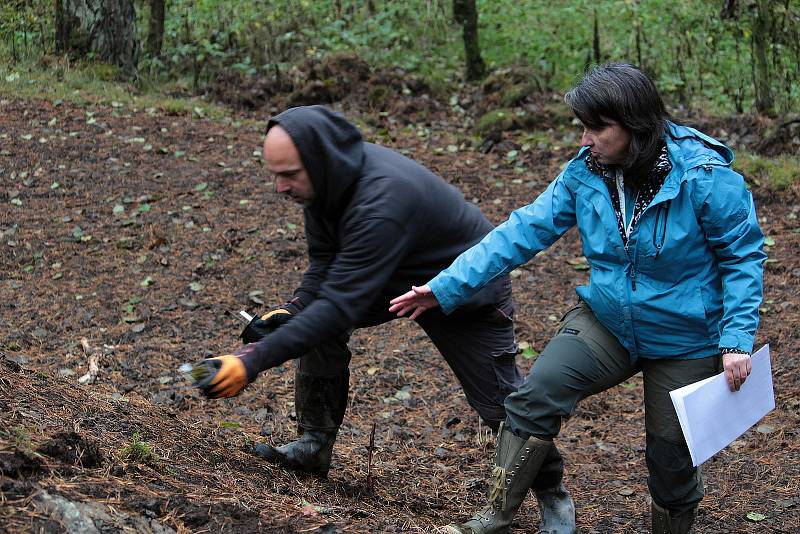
[1, 82, 799, 534]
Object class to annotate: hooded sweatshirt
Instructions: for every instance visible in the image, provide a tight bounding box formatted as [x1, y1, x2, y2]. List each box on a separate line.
[239, 106, 505, 377]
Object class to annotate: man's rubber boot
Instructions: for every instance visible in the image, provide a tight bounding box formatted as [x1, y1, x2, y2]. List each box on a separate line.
[445, 423, 552, 534]
[651, 501, 697, 534]
[535, 483, 577, 534]
[254, 370, 349, 477]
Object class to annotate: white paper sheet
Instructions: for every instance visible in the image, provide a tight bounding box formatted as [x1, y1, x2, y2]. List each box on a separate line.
[669, 344, 774, 466]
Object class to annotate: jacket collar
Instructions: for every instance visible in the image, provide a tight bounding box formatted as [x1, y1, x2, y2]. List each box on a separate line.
[567, 121, 732, 205]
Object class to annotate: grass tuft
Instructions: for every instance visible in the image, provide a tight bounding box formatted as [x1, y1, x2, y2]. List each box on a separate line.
[120, 432, 159, 465]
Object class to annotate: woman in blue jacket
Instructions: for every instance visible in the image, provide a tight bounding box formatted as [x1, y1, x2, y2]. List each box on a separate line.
[390, 64, 765, 534]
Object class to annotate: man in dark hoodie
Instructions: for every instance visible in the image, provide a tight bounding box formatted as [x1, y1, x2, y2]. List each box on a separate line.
[199, 105, 524, 478]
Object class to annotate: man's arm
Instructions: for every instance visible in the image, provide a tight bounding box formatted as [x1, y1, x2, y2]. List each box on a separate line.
[238, 216, 410, 376]
[291, 214, 336, 309]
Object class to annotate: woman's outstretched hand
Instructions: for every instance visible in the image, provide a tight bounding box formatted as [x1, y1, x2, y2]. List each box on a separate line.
[389, 285, 439, 320]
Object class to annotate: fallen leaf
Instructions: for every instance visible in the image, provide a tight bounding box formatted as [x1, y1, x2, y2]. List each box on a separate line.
[219, 421, 241, 428]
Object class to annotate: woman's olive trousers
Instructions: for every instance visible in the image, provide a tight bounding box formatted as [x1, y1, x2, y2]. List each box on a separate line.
[505, 301, 722, 514]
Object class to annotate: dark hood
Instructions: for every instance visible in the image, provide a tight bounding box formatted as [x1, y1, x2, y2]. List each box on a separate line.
[267, 106, 364, 220]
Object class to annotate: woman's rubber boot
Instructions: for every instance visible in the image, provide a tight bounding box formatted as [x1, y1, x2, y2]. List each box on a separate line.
[651, 501, 697, 534]
[445, 423, 552, 534]
[254, 370, 349, 477]
[535, 483, 577, 534]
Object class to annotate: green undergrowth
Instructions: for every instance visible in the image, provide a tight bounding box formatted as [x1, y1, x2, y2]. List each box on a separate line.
[734, 152, 800, 194]
[0, 60, 228, 120]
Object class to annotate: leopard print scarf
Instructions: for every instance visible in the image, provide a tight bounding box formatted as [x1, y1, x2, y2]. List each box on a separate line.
[585, 143, 671, 247]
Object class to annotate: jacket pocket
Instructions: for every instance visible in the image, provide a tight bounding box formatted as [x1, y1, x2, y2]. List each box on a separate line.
[634, 277, 710, 356]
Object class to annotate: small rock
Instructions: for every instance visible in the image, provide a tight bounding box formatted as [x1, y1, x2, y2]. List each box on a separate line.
[445, 416, 461, 428]
[7, 354, 28, 365]
[254, 408, 271, 423]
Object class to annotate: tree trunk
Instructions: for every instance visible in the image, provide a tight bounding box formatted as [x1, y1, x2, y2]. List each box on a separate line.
[593, 8, 601, 64]
[55, 0, 140, 80]
[752, 0, 774, 113]
[146, 0, 165, 58]
[453, 0, 486, 81]
[721, 0, 737, 19]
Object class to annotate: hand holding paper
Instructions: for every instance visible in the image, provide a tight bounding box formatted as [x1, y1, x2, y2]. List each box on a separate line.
[722, 351, 753, 391]
[670, 345, 774, 466]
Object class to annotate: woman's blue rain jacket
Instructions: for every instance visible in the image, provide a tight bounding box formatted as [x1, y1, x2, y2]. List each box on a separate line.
[429, 122, 766, 360]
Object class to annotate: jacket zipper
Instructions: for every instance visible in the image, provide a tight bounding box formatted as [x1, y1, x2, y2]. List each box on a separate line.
[652, 201, 671, 259]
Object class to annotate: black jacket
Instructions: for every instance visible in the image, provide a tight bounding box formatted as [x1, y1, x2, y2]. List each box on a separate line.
[239, 106, 507, 376]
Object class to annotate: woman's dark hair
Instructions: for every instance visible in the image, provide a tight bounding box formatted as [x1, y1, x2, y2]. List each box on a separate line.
[564, 63, 670, 184]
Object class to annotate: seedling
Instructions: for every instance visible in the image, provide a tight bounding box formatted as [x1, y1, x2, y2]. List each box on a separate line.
[120, 432, 158, 464]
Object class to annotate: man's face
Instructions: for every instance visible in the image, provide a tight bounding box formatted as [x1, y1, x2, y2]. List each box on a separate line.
[580, 118, 631, 166]
[263, 126, 314, 206]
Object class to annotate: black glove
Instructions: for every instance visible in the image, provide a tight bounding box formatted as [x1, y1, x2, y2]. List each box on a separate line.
[240, 307, 293, 344]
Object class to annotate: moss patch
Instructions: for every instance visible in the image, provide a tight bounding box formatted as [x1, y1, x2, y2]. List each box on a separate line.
[734, 152, 800, 193]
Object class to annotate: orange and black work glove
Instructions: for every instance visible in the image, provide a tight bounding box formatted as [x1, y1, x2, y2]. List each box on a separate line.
[240, 307, 293, 344]
[197, 353, 252, 399]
